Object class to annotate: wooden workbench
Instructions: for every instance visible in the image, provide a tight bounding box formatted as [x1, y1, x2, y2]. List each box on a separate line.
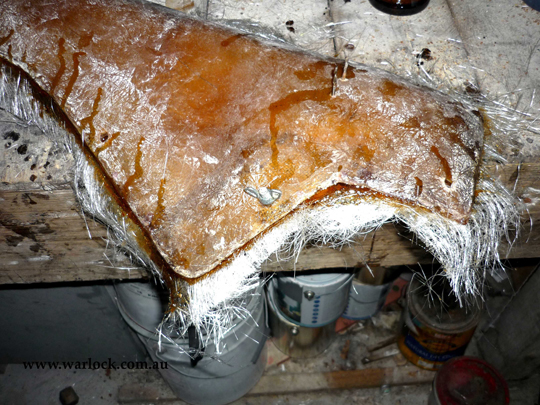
[1, 0, 539, 284]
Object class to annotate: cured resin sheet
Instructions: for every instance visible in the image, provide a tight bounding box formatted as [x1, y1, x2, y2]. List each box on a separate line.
[0, 0, 520, 342]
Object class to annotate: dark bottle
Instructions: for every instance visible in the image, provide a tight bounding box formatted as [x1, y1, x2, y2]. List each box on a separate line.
[368, 0, 430, 16]
[524, 0, 540, 12]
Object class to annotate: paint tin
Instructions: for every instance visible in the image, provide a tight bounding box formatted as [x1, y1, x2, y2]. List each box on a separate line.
[267, 285, 336, 358]
[115, 281, 267, 405]
[398, 276, 481, 371]
[342, 279, 390, 320]
[274, 272, 353, 326]
[428, 356, 509, 404]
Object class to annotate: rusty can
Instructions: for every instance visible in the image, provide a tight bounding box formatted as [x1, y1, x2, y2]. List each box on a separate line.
[398, 275, 481, 371]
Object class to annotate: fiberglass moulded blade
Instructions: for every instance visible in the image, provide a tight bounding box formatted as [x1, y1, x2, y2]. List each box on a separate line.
[0, 0, 483, 279]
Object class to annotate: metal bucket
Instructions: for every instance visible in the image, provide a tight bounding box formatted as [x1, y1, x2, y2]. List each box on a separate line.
[274, 272, 353, 326]
[267, 284, 336, 358]
[398, 275, 481, 371]
[342, 279, 390, 320]
[114, 281, 169, 334]
[114, 281, 267, 405]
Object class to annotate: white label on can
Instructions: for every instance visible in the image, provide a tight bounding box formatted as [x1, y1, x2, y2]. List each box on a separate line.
[275, 279, 351, 326]
[342, 283, 390, 320]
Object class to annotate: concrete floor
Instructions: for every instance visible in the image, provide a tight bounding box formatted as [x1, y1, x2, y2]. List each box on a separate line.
[0, 362, 433, 405]
[0, 314, 435, 405]
[2, 303, 540, 405]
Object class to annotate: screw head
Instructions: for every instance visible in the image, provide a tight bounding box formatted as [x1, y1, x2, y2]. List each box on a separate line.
[304, 290, 315, 301]
[290, 326, 300, 336]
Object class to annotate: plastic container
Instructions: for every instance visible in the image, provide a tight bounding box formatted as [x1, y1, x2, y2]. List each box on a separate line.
[274, 272, 353, 326]
[267, 285, 336, 358]
[398, 276, 481, 371]
[428, 356, 509, 404]
[114, 281, 267, 405]
[342, 279, 390, 320]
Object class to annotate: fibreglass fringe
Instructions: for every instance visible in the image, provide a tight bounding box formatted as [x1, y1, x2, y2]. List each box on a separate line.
[183, 170, 521, 339]
[0, 63, 164, 291]
[180, 199, 398, 349]
[0, 51, 529, 354]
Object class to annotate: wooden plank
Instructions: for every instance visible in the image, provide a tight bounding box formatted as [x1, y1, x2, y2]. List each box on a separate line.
[262, 214, 540, 273]
[0, 189, 147, 284]
[116, 366, 433, 402]
[2, 162, 539, 283]
[261, 223, 431, 272]
[249, 366, 434, 395]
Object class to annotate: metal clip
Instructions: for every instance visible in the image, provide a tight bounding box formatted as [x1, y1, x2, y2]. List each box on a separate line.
[244, 186, 282, 206]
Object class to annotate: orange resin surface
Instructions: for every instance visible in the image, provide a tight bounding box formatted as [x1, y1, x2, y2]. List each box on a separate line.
[0, 0, 483, 279]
